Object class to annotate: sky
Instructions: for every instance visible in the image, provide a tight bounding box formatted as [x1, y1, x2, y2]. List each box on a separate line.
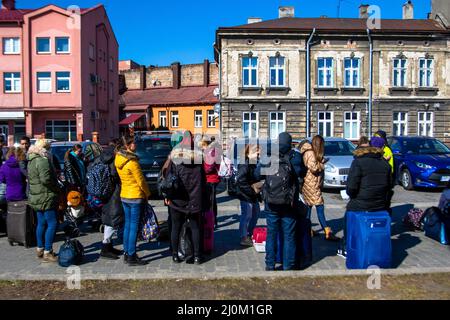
[18, 0, 433, 66]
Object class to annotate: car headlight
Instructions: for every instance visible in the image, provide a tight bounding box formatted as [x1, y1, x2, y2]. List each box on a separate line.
[325, 163, 338, 173]
[415, 162, 434, 170]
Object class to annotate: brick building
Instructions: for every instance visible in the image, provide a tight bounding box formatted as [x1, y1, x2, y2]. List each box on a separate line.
[215, 1, 450, 144]
[120, 60, 219, 135]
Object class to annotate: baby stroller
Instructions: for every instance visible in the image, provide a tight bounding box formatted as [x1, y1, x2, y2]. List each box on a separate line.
[63, 191, 86, 238]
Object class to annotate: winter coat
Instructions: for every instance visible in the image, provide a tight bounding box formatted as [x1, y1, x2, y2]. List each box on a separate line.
[115, 150, 151, 200]
[346, 147, 393, 212]
[27, 145, 60, 212]
[203, 142, 221, 184]
[301, 142, 325, 206]
[236, 160, 259, 203]
[98, 147, 124, 229]
[64, 151, 86, 188]
[168, 148, 205, 215]
[0, 156, 27, 202]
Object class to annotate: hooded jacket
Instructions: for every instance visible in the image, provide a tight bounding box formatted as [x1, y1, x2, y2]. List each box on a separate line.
[346, 147, 393, 212]
[27, 145, 60, 212]
[115, 150, 151, 200]
[0, 156, 27, 202]
[236, 159, 259, 203]
[300, 142, 325, 206]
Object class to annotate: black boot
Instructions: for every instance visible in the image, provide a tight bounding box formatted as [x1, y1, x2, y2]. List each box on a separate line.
[172, 254, 181, 263]
[124, 253, 129, 264]
[127, 254, 147, 266]
[109, 245, 122, 256]
[194, 256, 203, 265]
[100, 243, 119, 260]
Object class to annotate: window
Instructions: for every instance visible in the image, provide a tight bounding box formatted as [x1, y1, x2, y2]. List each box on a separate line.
[419, 58, 434, 87]
[343, 112, 360, 140]
[269, 56, 285, 87]
[269, 112, 286, 139]
[159, 111, 167, 128]
[207, 110, 216, 128]
[344, 58, 360, 88]
[393, 112, 408, 136]
[46, 120, 76, 141]
[37, 72, 52, 93]
[317, 111, 333, 137]
[417, 112, 433, 137]
[37, 37, 51, 54]
[393, 58, 407, 87]
[317, 58, 333, 88]
[194, 110, 203, 128]
[171, 111, 179, 128]
[3, 38, 20, 54]
[242, 56, 258, 87]
[4, 72, 21, 93]
[89, 44, 95, 60]
[56, 37, 70, 54]
[56, 72, 71, 92]
[243, 112, 258, 138]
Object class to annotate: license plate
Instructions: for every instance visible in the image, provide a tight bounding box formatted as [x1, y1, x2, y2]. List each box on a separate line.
[146, 173, 159, 178]
[441, 176, 450, 182]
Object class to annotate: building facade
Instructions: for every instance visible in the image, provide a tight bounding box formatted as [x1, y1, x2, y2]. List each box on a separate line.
[0, 0, 119, 145]
[120, 60, 219, 135]
[215, 3, 450, 145]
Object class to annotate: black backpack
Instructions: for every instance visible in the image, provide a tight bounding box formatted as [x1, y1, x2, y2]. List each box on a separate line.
[264, 153, 296, 207]
[157, 160, 179, 200]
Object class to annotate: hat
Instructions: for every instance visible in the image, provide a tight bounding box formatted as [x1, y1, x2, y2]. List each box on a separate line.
[375, 130, 387, 142]
[370, 136, 385, 149]
[67, 191, 82, 207]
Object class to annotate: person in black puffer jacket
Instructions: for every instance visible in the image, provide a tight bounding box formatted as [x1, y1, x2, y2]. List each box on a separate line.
[236, 144, 261, 247]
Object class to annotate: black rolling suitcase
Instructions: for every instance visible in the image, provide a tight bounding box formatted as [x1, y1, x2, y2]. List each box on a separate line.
[7, 201, 37, 248]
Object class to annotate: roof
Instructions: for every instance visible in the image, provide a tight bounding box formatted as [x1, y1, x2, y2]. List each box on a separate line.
[118, 113, 146, 126]
[122, 85, 219, 108]
[0, 7, 91, 23]
[218, 17, 449, 34]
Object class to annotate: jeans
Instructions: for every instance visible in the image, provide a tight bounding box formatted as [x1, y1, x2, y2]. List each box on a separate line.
[207, 183, 218, 225]
[36, 210, 57, 252]
[171, 209, 201, 257]
[122, 201, 144, 256]
[239, 201, 260, 239]
[307, 205, 328, 231]
[265, 208, 297, 270]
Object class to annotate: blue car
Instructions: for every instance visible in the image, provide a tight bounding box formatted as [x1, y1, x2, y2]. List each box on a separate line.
[388, 136, 450, 190]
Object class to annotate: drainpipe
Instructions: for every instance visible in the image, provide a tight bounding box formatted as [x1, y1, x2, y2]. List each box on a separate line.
[306, 28, 316, 138]
[367, 29, 373, 137]
[213, 43, 222, 138]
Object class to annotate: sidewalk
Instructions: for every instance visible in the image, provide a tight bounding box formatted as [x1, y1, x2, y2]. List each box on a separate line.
[0, 187, 449, 281]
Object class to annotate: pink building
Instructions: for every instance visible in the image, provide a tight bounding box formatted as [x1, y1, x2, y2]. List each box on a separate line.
[0, 0, 119, 145]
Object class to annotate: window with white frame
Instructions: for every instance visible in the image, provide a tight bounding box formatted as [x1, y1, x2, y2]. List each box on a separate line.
[56, 37, 70, 54]
[393, 112, 408, 136]
[4, 72, 21, 93]
[344, 58, 360, 88]
[3, 38, 20, 54]
[318, 111, 333, 137]
[343, 112, 360, 140]
[171, 111, 179, 128]
[207, 110, 216, 128]
[393, 58, 407, 87]
[194, 110, 203, 128]
[159, 111, 167, 128]
[269, 56, 285, 87]
[269, 112, 286, 139]
[419, 58, 434, 87]
[317, 58, 334, 88]
[36, 37, 51, 54]
[45, 120, 76, 141]
[243, 112, 258, 138]
[242, 56, 258, 87]
[417, 112, 433, 137]
[56, 72, 71, 92]
[37, 72, 52, 93]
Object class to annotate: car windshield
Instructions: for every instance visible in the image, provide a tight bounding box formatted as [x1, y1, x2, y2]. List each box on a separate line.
[402, 139, 450, 155]
[136, 138, 172, 164]
[324, 141, 356, 156]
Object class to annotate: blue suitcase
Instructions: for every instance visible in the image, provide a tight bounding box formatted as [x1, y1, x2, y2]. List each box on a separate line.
[423, 210, 448, 245]
[346, 211, 392, 270]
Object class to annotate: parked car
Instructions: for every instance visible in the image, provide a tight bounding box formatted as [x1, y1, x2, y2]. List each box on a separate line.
[30, 138, 57, 145]
[134, 134, 173, 195]
[388, 136, 450, 190]
[50, 141, 103, 171]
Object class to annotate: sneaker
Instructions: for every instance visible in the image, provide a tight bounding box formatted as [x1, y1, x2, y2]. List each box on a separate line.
[240, 237, 253, 247]
[36, 248, 44, 259]
[42, 251, 58, 263]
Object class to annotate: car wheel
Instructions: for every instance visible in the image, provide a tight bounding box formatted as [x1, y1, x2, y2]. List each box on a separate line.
[401, 169, 414, 190]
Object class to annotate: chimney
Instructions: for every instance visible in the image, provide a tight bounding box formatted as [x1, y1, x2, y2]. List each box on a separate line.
[1, 0, 16, 10]
[403, 1, 414, 19]
[278, 6, 295, 18]
[203, 59, 210, 87]
[171, 62, 181, 89]
[247, 17, 262, 24]
[359, 4, 369, 19]
[140, 65, 147, 90]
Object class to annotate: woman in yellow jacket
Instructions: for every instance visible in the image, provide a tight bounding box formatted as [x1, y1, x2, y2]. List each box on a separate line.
[115, 136, 151, 266]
